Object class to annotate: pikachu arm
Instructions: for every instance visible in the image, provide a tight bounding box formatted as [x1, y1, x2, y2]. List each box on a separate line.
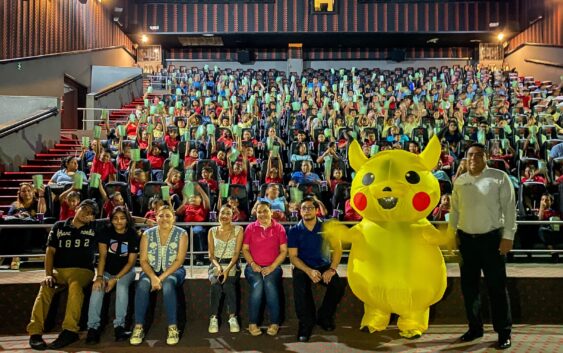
[416, 221, 454, 247]
[322, 219, 362, 250]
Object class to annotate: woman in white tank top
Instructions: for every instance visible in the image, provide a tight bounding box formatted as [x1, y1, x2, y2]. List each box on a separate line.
[207, 205, 244, 334]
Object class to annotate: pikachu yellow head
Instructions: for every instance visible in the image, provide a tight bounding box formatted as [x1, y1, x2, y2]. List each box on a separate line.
[348, 136, 441, 223]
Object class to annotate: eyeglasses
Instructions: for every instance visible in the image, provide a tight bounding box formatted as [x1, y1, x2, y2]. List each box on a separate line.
[301, 206, 316, 211]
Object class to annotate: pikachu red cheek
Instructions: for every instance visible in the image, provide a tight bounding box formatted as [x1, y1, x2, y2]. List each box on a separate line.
[354, 192, 368, 211]
[412, 192, 431, 212]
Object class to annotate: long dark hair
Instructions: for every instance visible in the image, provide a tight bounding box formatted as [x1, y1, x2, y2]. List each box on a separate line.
[110, 206, 135, 231]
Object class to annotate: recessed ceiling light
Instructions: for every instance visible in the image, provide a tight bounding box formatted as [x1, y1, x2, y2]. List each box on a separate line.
[470, 39, 481, 43]
[427, 38, 439, 44]
[202, 33, 215, 37]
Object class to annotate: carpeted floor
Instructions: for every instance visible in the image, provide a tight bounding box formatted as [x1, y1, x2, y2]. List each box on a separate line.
[0, 323, 562, 352]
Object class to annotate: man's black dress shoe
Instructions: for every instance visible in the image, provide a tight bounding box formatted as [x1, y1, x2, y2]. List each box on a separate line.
[317, 319, 335, 332]
[48, 330, 79, 349]
[459, 329, 484, 342]
[29, 335, 47, 350]
[498, 335, 511, 350]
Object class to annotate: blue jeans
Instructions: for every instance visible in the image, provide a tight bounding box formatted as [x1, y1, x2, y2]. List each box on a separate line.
[133, 267, 186, 326]
[245, 265, 282, 325]
[192, 226, 208, 260]
[87, 269, 136, 330]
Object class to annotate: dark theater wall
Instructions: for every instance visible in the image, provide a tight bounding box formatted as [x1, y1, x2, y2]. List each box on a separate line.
[126, 0, 512, 34]
[508, 0, 563, 50]
[0, 0, 134, 60]
[168, 46, 473, 61]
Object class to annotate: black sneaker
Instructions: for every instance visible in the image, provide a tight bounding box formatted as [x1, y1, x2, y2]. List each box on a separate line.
[114, 326, 130, 342]
[85, 328, 100, 344]
[459, 329, 484, 342]
[317, 318, 336, 331]
[48, 330, 79, 349]
[29, 335, 47, 350]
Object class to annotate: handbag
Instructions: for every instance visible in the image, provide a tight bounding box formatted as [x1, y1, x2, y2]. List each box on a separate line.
[208, 227, 233, 284]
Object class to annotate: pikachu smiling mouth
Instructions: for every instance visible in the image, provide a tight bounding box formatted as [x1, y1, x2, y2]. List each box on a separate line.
[377, 197, 398, 209]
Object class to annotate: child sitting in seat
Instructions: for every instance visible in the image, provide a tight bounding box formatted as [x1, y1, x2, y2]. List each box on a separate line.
[146, 140, 165, 182]
[432, 194, 451, 221]
[343, 199, 362, 221]
[227, 196, 247, 222]
[129, 162, 148, 198]
[330, 168, 345, 193]
[58, 188, 81, 221]
[164, 128, 180, 153]
[144, 195, 172, 222]
[98, 183, 127, 217]
[176, 183, 211, 265]
[199, 166, 218, 194]
[184, 147, 199, 170]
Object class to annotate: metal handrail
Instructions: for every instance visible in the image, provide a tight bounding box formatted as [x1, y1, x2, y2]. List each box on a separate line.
[0, 108, 58, 139]
[93, 74, 144, 100]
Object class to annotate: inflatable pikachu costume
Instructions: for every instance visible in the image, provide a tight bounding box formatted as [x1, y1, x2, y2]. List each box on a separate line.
[323, 135, 450, 339]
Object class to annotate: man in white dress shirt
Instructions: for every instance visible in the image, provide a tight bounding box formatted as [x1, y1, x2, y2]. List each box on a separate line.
[448, 143, 516, 350]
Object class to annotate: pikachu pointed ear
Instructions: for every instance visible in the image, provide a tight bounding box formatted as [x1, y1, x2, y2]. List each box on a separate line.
[348, 139, 368, 172]
[419, 135, 441, 171]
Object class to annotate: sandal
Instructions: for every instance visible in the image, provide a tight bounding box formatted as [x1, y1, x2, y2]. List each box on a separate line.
[248, 324, 262, 336]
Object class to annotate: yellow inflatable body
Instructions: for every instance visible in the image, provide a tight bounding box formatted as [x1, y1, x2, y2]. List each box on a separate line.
[323, 135, 450, 339]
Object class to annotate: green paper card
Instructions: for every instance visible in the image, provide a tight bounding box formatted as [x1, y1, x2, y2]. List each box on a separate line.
[271, 145, 280, 158]
[144, 99, 150, 107]
[196, 91, 201, 98]
[231, 95, 237, 104]
[334, 102, 340, 111]
[161, 185, 170, 201]
[370, 144, 379, 156]
[175, 101, 183, 109]
[93, 126, 102, 139]
[232, 125, 241, 137]
[292, 102, 301, 111]
[32, 174, 43, 189]
[205, 97, 212, 105]
[220, 183, 230, 198]
[82, 136, 90, 148]
[150, 105, 157, 115]
[73, 173, 83, 190]
[169, 153, 179, 168]
[176, 88, 182, 96]
[129, 114, 136, 122]
[223, 100, 229, 108]
[89, 173, 101, 188]
[130, 149, 141, 162]
[147, 124, 154, 135]
[117, 125, 126, 137]
[147, 86, 153, 94]
[206, 124, 215, 136]
[169, 107, 175, 115]
[183, 182, 195, 198]
[290, 187, 303, 203]
[229, 147, 240, 162]
[324, 128, 332, 138]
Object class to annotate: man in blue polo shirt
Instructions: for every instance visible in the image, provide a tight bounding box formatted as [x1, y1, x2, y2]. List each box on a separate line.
[288, 197, 345, 342]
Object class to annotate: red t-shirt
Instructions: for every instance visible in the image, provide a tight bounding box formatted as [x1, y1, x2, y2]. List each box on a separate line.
[126, 123, 138, 137]
[138, 139, 149, 150]
[211, 156, 226, 168]
[330, 179, 345, 193]
[130, 180, 145, 196]
[147, 153, 165, 169]
[91, 158, 117, 182]
[118, 154, 131, 172]
[243, 220, 287, 267]
[182, 204, 208, 222]
[232, 208, 247, 222]
[59, 202, 76, 221]
[184, 156, 198, 169]
[165, 135, 179, 152]
[199, 178, 218, 192]
[265, 176, 283, 184]
[230, 170, 248, 186]
[144, 210, 157, 221]
[344, 199, 362, 221]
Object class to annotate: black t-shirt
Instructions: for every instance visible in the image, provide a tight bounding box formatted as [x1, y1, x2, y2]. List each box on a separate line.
[100, 227, 140, 275]
[46, 219, 104, 271]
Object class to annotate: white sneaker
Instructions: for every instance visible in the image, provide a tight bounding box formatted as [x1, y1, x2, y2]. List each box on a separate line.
[129, 326, 144, 345]
[208, 316, 219, 334]
[228, 316, 240, 333]
[166, 325, 180, 345]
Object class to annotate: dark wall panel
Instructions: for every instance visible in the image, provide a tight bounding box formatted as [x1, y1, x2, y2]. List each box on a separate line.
[127, 0, 512, 34]
[0, 0, 133, 60]
[169, 46, 472, 61]
[508, 0, 563, 50]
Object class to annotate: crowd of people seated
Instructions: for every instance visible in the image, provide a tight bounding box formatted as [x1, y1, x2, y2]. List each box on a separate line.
[4, 64, 563, 264]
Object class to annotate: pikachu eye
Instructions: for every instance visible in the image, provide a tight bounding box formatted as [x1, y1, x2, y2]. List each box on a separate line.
[405, 171, 420, 184]
[362, 172, 375, 186]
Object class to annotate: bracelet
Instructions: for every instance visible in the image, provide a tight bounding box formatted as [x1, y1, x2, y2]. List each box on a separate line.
[113, 276, 120, 281]
[96, 275, 103, 279]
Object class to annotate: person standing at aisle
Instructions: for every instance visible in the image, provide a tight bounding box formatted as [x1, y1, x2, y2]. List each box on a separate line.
[449, 143, 516, 350]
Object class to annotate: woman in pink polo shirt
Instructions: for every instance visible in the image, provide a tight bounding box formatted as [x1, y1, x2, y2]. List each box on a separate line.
[242, 201, 287, 337]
